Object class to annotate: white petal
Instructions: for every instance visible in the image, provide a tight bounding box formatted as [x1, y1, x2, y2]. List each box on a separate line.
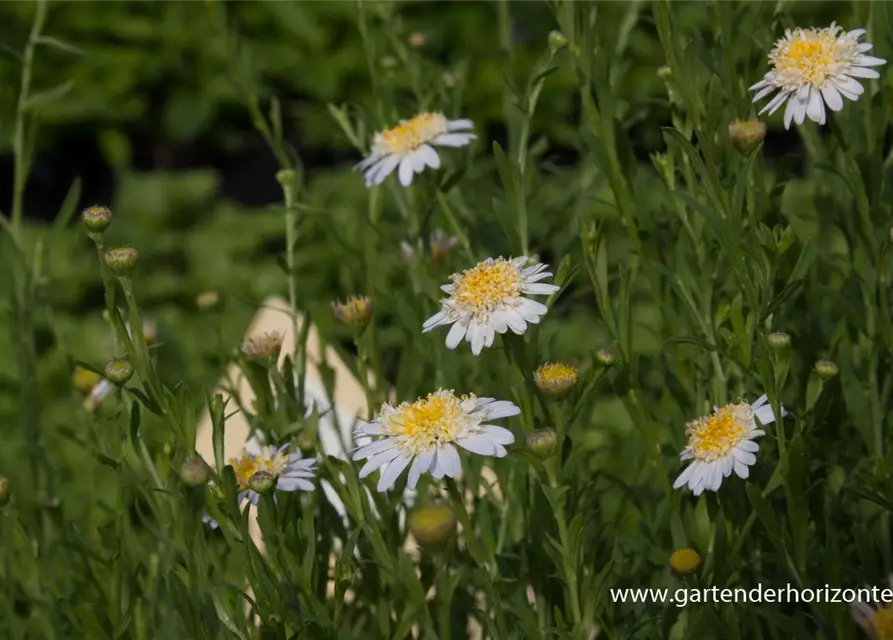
[445, 321, 468, 349]
[359, 448, 402, 478]
[734, 459, 750, 479]
[485, 400, 521, 420]
[517, 298, 549, 318]
[739, 439, 760, 453]
[751, 85, 777, 102]
[352, 438, 396, 461]
[481, 425, 515, 445]
[806, 87, 826, 124]
[748, 78, 770, 91]
[524, 271, 554, 283]
[856, 42, 874, 53]
[783, 95, 797, 130]
[366, 155, 401, 187]
[354, 423, 382, 437]
[732, 448, 757, 466]
[456, 435, 498, 456]
[793, 85, 810, 125]
[482, 324, 495, 348]
[432, 133, 476, 147]
[410, 149, 428, 174]
[761, 90, 789, 116]
[847, 66, 881, 79]
[848, 28, 866, 39]
[489, 309, 510, 334]
[377, 454, 412, 492]
[440, 284, 454, 293]
[673, 462, 697, 490]
[835, 75, 865, 97]
[821, 83, 844, 111]
[447, 118, 475, 131]
[437, 444, 461, 478]
[407, 451, 435, 489]
[752, 394, 768, 408]
[753, 403, 778, 426]
[522, 283, 560, 295]
[417, 144, 441, 169]
[522, 263, 548, 276]
[398, 157, 414, 186]
[468, 322, 486, 356]
[854, 55, 887, 66]
[277, 477, 314, 492]
[423, 310, 451, 332]
[504, 310, 528, 335]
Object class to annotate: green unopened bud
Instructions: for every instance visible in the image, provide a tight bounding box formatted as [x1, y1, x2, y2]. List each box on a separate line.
[527, 428, 558, 458]
[196, 290, 221, 311]
[408, 503, 456, 549]
[728, 119, 766, 156]
[180, 459, 211, 487]
[657, 65, 673, 82]
[82, 205, 112, 234]
[332, 296, 373, 329]
[669, 547, 701, 574]
[548, 30, 568, 54]
[275, 169, 297, 189]
[296, 431, 315, 455]
[104, 357, 133, 385]
[815, 360, 838, 380]
[248, 471, 277, 495]
[0, 476, 8, 507]
[595, 348, 616, 368]
[104, 246, 138, 278]
[767, 332, 791, 352]
[534, 362, 579, 398]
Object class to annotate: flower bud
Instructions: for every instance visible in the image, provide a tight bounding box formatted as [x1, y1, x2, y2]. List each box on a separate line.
[527, 428, 558, 458]
[104, 246, 138, 278]
[400, 240, 420, 264]
[669, 548, 701, 574]
[548, 30, 568, 54]
[196, 290, 221, 312]
[408, 503, 456, 548]
[657, 65, 673, 82]
[248, 470, 277, 495]
[275, 169, 297, 189]
[242, 331, 284, 366]
[408, 32, 427, 48]
[767, 332, 791, 352]
[815, 360, 838, 380]
[728, 119, 766, 156]
[296, 431, 315, 456]
[82, 205, 112, 234]
[104, 357, 134, 385]
[595, 348, 616, 368]
[0, 476, 8, 507]
[534, 362, 579, 398]
[73, 367, 102, 396]
[430, 229, 459, 263]
[332, 296, 373, 329]
[180, 459, 211, 487]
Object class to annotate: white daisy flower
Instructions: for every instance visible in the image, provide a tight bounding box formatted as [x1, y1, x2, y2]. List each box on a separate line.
[351, 389, 519, 492]
[750, 23, 886, 129]
[229, 442, 317, 505]
[852, 575, 893, 639]
[422, 256, 560, 355]
[355, 112, 476, 188]
[673, 395, 787, 496]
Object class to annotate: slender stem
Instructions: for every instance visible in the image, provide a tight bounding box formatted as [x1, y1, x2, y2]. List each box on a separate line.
[11, 0, 47, 233]
[545, 457, 582, 633]
[113, 390, 125, 632]
[277, 173, 303, 383]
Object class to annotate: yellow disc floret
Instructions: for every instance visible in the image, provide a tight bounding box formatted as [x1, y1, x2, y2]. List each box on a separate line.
[449, 258, 523, 319]
[230, 446, 288, 491]
[685, 403, 753, 462]
[381, 390, 473, 455]
[534, 362, 579, 396]
[377, 112, 447, 155]
[770, 24, 857, 88]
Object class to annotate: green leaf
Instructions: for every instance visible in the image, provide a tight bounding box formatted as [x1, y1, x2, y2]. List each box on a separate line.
[24, 80, 75, 110]
[37, 35, 86, 56]
[51, 178, 83, 238]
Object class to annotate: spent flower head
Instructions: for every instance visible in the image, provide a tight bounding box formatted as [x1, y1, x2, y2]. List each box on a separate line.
[242, 331, 285, 366]
[674, 395, 786, 495]
[750, 23, 886, 129]
[352, 389, 519, 492]
[332, 296, 373, 328]
[423, 256, 559, 355]
[229, 442, 316, 505]
[355, 112, 476, 187]
[534, 362, 579, 398]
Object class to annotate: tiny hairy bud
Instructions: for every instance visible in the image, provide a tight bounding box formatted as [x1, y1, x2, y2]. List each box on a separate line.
[408, 503, 456, 548]
[104, 246, 138, 278]
[595, 348, 616, 368]
[669, 548, 701, 574]
[248, 471, 277, 495]
[728, 119, 766, 156]
[548, 30, 568, 54]
[82, 205, 112, 234]
[180, 459, 211, 487]
[527, 428, 558, 458]
[104, 357, 134, 385]
[815, 360, 839, 380]
[767, 332, 791, 351]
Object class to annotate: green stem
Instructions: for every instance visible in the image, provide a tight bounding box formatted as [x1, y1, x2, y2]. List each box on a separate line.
[546, 457, 582, 633]
[277, 173, 303, 383]
[113, 390, 125, 632]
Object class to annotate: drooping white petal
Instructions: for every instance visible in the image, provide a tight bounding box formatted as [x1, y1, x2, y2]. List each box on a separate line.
[407, 451, 435, 489]
[417, 144, 441, 169]
[398, 157, 415, 186]
[432, 133, 476, 147]
[445, 321, 468, 349]
[377, 454, 412, 492]
[485, 401, 521, 420]
[821, 83, 844, 110]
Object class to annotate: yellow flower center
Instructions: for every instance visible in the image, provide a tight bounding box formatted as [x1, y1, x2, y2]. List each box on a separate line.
[668, 548, 701, 574]
[378, 112, 447, 155]
[230, 447, 287, 491]
[534, 362, 579, 395]
[333, 296, 372, 326]
[685, 403, 752, 462]
[382, 390, 471, 455]
[771, 26, 856, 88]
[450, 258, 523, 318]
[872, 608, 893, 640]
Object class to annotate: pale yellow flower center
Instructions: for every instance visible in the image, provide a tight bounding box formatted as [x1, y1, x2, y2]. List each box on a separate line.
[230, 447, 287, 491]
[685, 403, 752, 462]
[872, 608, 893, 640]
[378, 112, 447, 155]
[668, 548, 701, 574]
[450, 259, 523, 317]
[770, 26, 856, 88]
[534, 362, 579, 394]
[382, 391, 468, 455]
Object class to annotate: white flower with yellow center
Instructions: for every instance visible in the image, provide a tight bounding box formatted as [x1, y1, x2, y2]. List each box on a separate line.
[750, 23, 886, 129]
[852, 576, 893, 640]
[355, 112, 475, 187]
[423, 256, 560, 355]
[229, 442, 316, 505]
[673, 395, 785, 495]
[352, 389, 519, 492]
